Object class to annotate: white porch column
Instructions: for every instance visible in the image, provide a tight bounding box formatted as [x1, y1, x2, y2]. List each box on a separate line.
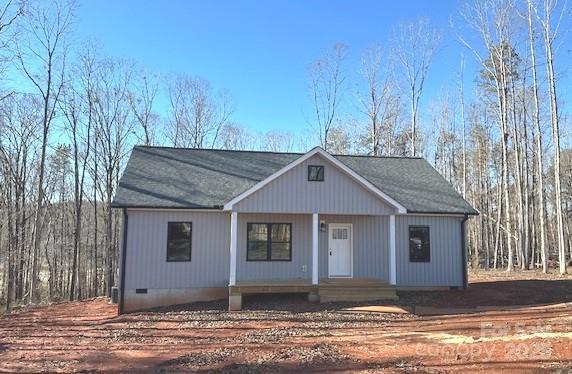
[229, 211, 238, 286]
[389, 214, 396, 285]
[312, 213, 319, 285]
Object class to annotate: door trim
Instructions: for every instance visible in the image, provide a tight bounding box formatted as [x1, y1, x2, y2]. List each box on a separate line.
[328, 223, 353, 278]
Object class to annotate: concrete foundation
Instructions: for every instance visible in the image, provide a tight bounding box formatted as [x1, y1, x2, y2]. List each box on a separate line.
[122, 287, 227, 313]
[307, 291, 320, 302]
[228, 294, 243, 311]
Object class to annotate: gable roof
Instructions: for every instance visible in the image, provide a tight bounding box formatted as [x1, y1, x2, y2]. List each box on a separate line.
[112, 146, 478, 215]
[223, 147, 406, 213]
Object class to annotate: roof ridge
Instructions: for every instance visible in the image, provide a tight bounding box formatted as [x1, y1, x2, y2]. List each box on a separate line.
[133, 145, 423, 159]
[334, 153, 424, 160]
[133, 145, 305, 156]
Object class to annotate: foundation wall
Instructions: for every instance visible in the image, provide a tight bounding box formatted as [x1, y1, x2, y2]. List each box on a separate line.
[122, 287, 227, 313]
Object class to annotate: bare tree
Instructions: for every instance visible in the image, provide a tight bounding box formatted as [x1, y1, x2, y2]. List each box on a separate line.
[357, 44, 400, 156]
[308, 43, 347, 151]
[58, 45, 100, 300]
[536, 0, 567, 274]
[217, 122, 252, 150]
[263, 130, 295, 152]
[458, 0, 519, 271]
[393, 17, 441, 156]
[92, 57, 134, 295]
[459, 55, 468, 199]
[128, 70, 159, 146]
[0, 0, 23, 99]
[326, 125, 353, 155]
[526, 0, 548, 272]
[15, 0, 75, 302]
[0, 94, 40, 309]
[167, 76, 233, 148]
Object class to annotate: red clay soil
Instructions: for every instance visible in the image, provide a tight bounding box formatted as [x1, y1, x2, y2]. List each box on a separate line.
[0, 270, 570, 373]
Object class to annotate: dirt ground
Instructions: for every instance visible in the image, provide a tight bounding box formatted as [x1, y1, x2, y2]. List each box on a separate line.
[0, 270, 571, 373]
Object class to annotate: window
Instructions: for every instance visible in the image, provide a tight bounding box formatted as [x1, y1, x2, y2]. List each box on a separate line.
[409, 226, 430, 262]
[308, 165, 324, 181]
[167, 222, 192, 261]
[332, 228, 348, 240]
[247, 223, 292, 261]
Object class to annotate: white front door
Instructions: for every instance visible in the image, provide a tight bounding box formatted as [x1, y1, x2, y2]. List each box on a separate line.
[328, 223, 353, 278]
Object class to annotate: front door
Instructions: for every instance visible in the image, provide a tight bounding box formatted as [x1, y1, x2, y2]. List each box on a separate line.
[328, 223, 353, 278]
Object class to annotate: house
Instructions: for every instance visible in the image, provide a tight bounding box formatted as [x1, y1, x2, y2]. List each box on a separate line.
[112, 146, 477, 313]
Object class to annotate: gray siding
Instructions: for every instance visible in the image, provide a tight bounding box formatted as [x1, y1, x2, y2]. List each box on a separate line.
[124, 210, 230, 289]
[234, 154, 395, 215]
[318, 215, 389, 280]
[236, 214, 390, 282]
[395, 215, 463, 287]
[236, 213, 312, 281]
[122, 210, 463, 290]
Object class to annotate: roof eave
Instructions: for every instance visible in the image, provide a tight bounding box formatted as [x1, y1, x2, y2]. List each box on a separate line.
[405, 210, 479, 216]
[110, 203, 224, 210]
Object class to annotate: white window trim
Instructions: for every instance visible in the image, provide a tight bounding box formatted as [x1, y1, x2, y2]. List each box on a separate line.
[223, 147, 407, 214]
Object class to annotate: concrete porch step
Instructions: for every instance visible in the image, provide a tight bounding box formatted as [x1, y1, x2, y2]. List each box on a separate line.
[317, 278, 398, 303]
[319, 293, 399, 303]
[319, 286, 395, 292]
[319, 288, 397, 295]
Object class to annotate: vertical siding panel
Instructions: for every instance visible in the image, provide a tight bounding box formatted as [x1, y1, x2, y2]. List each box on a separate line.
[235, 154, 395, 215]
[395, 215, 463, 287]
[314, 215, 389, 282]
[125, 210, 230, 291]
[236, 213, 312, 281]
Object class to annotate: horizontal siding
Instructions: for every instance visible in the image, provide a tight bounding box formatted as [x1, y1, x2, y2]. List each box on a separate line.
[236, 213, 312, 281]
[318, 215, 389, 280]
[234, 154, 395, 215]
[124, 210, 230, 289]
[395, 215, 463, 287]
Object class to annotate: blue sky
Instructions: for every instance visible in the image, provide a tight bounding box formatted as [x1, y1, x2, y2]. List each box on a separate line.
[73, 0, 570, 146]
[74, 1, 472, 133]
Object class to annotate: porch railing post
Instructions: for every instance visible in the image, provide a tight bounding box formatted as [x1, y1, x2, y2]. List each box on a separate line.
[229, 211, 238, 286]
[312, 213, 319, 285]
[389, 214, 396, 285]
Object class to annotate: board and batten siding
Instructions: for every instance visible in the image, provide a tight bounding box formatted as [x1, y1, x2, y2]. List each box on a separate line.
[236, 213, 312, 281]
[395, 215, 463, 287]
[318, 215, 389, 280]
[234, 154, 395, 215]
[124, 210, 230, 290]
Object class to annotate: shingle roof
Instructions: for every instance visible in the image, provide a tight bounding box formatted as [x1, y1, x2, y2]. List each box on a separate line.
[112, 146, 477, 215]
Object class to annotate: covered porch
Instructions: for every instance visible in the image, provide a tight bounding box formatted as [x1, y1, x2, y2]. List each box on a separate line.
[227, 210, 400, 310]
[229, 212, 398, 279]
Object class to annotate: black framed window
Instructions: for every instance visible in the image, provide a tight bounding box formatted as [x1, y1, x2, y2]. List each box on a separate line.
[308, 165, 324, 181]
[247, 223, 292, 261]
[167, 222, 192, 261]
[409, 226, 430, 262]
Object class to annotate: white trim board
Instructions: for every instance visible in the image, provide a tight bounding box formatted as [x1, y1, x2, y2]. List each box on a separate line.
[223, 147, 407, 214]
[312, 213, 319, 285]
